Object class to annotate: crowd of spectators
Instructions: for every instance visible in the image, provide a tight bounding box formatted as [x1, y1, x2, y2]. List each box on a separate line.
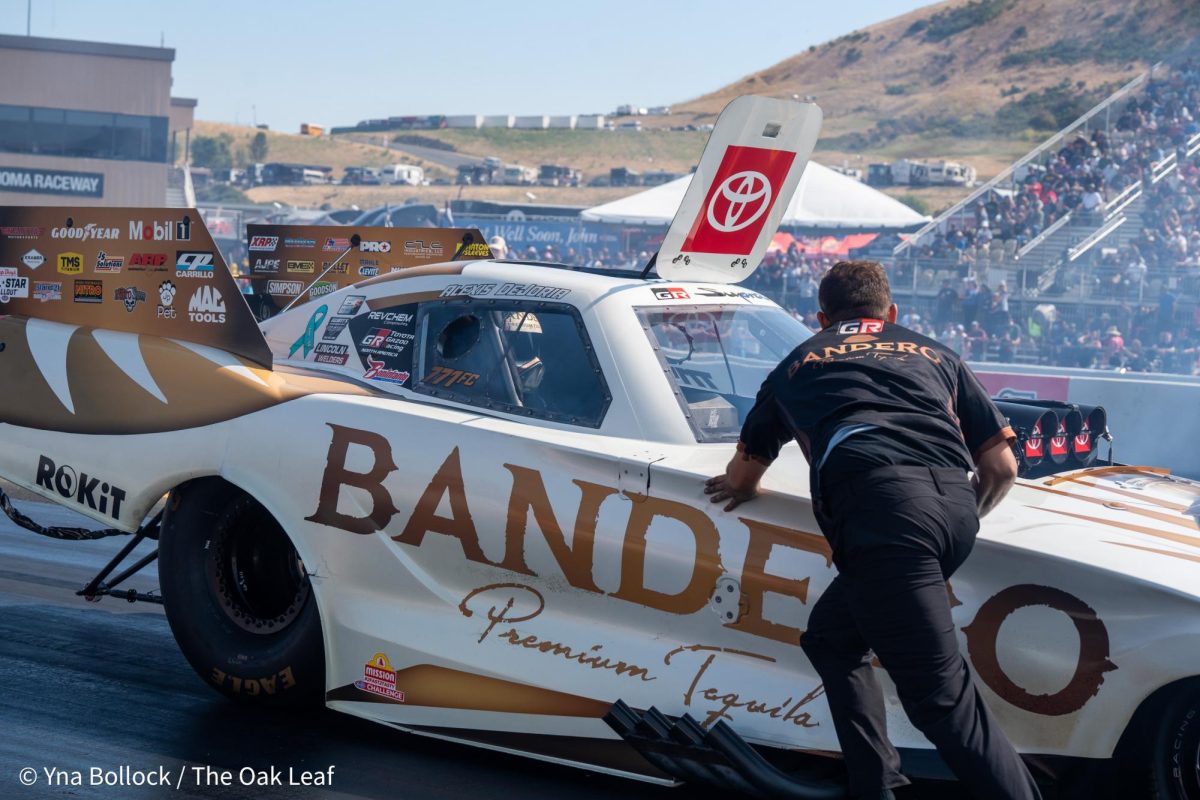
[908, 60, 1200, 266]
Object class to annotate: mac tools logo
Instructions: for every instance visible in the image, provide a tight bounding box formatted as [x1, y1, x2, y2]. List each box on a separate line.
[682, 145, 795, 255]
[187, 285, 226, 324]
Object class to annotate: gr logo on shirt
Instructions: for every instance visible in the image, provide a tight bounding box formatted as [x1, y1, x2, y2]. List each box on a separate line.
[837, 319, 884, 335]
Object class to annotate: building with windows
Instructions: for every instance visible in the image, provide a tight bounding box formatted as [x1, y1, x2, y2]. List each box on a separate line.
[0, 34, 196, 207]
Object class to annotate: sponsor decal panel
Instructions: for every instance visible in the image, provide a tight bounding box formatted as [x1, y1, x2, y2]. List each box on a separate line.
[354, 653, 406, 702]
[52, 223, 119, 241]
[57, 252, 83, 275]
[33, 280, 61, 302]
[267, 280, 304, 297]
[35, 455, 126, 520]
[0, 273, 30, 302]
[113, 286, 146, 312]
[129, 218, 191, 242]
[322, 237, 350, 251]
[156, 280, 177, 319]
[359, 239, 391, 253]
[455, 241, 492, 258]
[252, 258, 281, 274]
[681, 145, 795, 255]
[404, 240, 444, 259]
[73, 279, 103, 304]
[22, 249, 44, 270]
[363, 357, 410, 385]
[321, 260, 349, 275]
[94, 250, 124, 274]
[284, 237, 316, 248]
[322, 316, 351, 340]
[176, 250, 215, 279]
[652, 287, 690, 300]
[128, 252, 167, 271]
[248, 235, 279, 252]
[287, 260, 315, 274]
[309, 280, 336, 298]
[313, 343, 350, 366]
[337, 295, 366, 315]
[187, 285, 226, 324]
[1, 226, 43, 239]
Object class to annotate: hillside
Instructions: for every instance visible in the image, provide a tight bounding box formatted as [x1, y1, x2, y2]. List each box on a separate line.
[197, 0, 1200, 213]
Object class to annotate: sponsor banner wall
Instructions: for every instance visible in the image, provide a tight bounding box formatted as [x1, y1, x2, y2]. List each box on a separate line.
[0, 206, 272, 367]
[245, 224, 490, 312]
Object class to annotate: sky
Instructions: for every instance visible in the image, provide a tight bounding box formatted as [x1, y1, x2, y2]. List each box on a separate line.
[0, 0, 930, 131]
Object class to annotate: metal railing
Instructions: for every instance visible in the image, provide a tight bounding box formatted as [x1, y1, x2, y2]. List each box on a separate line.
[894, 63, 1162, 257]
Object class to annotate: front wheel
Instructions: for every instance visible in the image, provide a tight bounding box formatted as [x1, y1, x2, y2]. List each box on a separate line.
[158, 479, 325, 707]
[1151, 685, 1200, 800]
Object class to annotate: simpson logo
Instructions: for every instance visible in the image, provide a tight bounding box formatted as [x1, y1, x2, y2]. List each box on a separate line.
[284, 237, 316, 248]
[57, 252, 83, 275]
[681, 145, 795, 255]
[322, 316, 351, 340]
[129, 253, 166, 267]
[0, 275, 29, 302]
[652, 287, 690, 300]
[363, 358, 410, 386]
[313, 343, 350, 365]
[287, 260, 315, 273]
[323, 237, 350, 251]
[1, 226, 42, 239]
[113, 286, 146, 312]
[22, 249, 44, 269]
[248, 235, 279, 252]
[157, 280, 176, 319]
[35, 455, 126, 521]
[187, 285, 226, 324]
[267, 280, 304, 296]
[73, 279, 103, 303]
[253, 258, 281, 273]
[337, 295, 366, 315]
[52, 223, 119, 241]
[94, 251, 124, 273]
[354, 653, 405, 702]
[129, 217, 191, 242]
[404, 240, 445, 259]
[33, 280, 61, 301]
[359, 240, 391, 253]
[837, 319, 885, 335]
[310, 280, 336, 298]
[176, 251, 215, 279]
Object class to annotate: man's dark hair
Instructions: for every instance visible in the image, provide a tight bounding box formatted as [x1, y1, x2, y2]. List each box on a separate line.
[818, 260, 893, 321]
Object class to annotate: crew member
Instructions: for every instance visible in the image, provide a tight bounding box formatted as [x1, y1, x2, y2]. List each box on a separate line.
[705, 261, 1040, 800]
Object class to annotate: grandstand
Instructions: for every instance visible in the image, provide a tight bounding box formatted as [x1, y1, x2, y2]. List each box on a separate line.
[754, 60, 1200, 376]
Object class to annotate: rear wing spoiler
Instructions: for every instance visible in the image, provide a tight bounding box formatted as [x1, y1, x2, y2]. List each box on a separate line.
[0, 206, 272, 367]
[242, 224, 491, 317]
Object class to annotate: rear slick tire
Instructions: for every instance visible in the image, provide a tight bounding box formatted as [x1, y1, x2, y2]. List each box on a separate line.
[1151, 686, 1200, 800]
[158, 479, 325, 708]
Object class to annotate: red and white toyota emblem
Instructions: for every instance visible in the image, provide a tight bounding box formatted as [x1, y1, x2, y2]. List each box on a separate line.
[1050, 420, 1069, 456]
[682, 145, 795, 255]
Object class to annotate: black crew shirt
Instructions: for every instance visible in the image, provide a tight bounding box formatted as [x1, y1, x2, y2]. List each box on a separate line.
[738, 318, 1014, 486]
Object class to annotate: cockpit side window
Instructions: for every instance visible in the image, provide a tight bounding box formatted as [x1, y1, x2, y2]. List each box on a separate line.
[414, 298, 611, 428]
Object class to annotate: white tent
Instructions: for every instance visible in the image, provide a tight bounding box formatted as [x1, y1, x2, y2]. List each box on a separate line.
[581, 161, 929, 230]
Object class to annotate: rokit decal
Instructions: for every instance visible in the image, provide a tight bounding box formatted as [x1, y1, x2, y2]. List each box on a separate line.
[313, 343, 350, 365]
[354, 653, 406, 702]
[322, 316, 351, 340]
[156, 280, 177, 319]
[35, 454, 126, 520]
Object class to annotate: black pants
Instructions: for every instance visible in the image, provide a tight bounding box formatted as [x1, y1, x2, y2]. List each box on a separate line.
[802, 465, 1042, 800]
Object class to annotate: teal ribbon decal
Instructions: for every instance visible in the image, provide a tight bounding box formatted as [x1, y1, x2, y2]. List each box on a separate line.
[290, 304, 328, 358]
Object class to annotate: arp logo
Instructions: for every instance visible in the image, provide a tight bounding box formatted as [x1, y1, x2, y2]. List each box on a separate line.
[35, 455, 126, 520]
[682, 145, 795, 255]
[652, 287, 690, 300]
[837, 319, 885, 335]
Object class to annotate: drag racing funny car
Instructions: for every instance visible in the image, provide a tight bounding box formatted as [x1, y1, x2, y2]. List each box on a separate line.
[2, 98, 1200, 799]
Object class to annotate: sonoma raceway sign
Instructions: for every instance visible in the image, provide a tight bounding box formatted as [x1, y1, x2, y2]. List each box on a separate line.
[0, 166, 104, 198]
